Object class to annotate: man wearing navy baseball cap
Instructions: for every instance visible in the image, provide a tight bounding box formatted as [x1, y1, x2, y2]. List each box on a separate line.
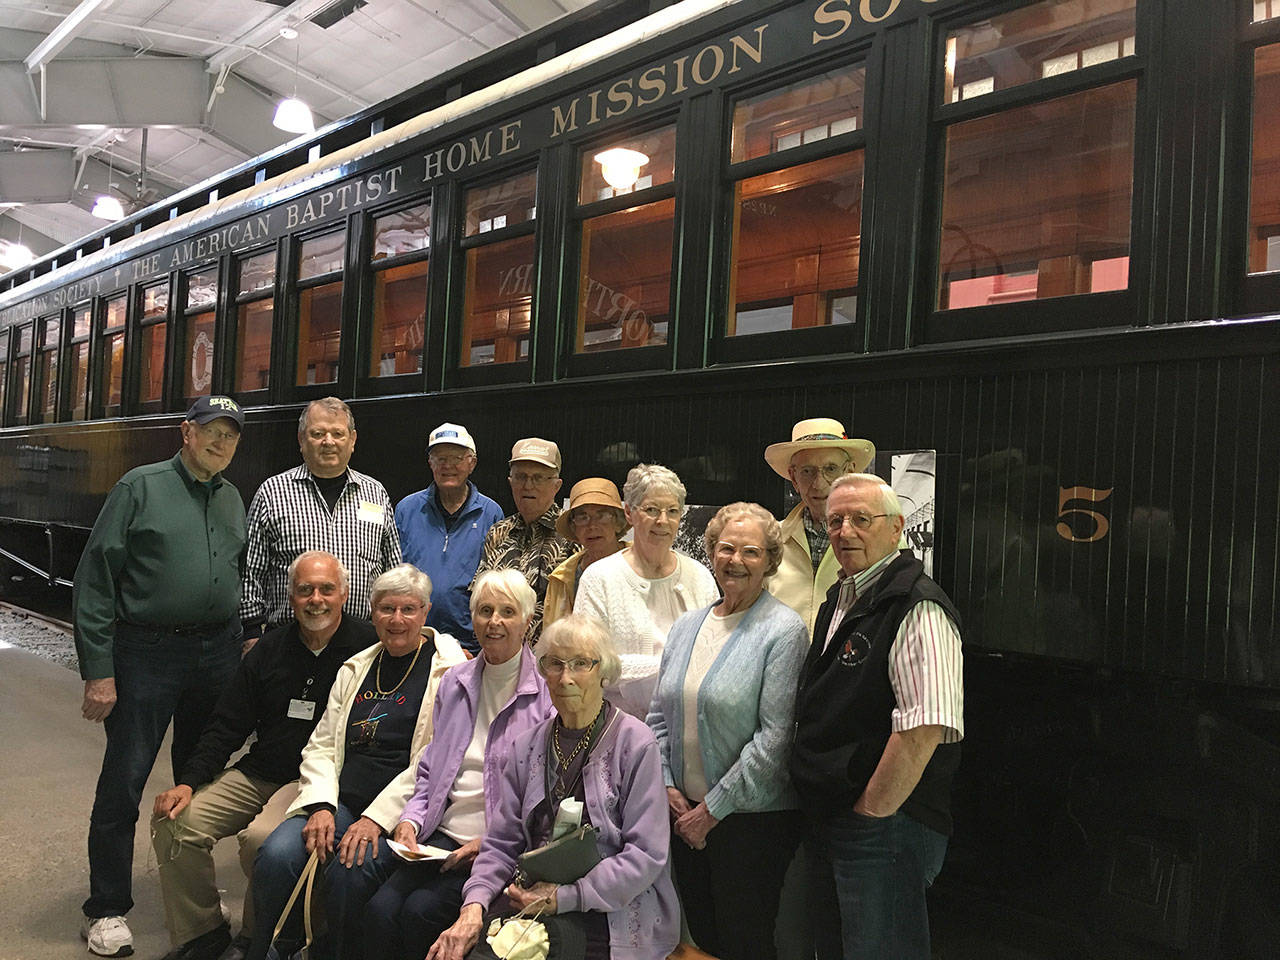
[73, 395, 247, 957]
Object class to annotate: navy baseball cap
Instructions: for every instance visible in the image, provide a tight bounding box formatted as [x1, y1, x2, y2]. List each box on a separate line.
[185, 395, 245, 430]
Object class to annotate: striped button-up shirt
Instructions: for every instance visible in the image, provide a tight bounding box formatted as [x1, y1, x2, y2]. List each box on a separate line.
[240, 464, 401, 629]
[824, 551, 963, 742]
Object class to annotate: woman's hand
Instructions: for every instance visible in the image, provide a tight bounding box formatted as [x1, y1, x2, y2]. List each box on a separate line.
[302, 809, 337, 863]
[505, 881, 558, 915]
[441, 836, 482, 872]
[666, 786, 692, 821]
[426, 903, 485, 960]
[336, 815, 383, 868]
[391, 820, 420, 852]
[675, 802, 719, 850]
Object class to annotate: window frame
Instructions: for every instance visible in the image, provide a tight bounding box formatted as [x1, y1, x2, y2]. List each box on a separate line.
[359, 196, 434, 396]
[65, 302, 93, 422]
[95, 291, 130, 419]
[229, 244, 278, 404]
[0, 324, 10, 427]
[1237, 6, 1280, 314]
[8, 321, 36, 427]
[132, 277, 173, 416]
[289, 223, 349, 396]
[920, 0, 1145, 344]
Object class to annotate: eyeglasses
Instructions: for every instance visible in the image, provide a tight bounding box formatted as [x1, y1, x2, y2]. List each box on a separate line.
[793, 462, 848, 484]
[637, 505, 682, 521]
[538, 656, 600, 675]
[826, 513, 889, 532]
[510, 471, 557, 486]
[571, 510, 614, 527]
[429, 453, 472, 468]
[374, 602, 424, 618]
[293, 582, 341, 597]
[197, 424, 240, 443]
[714, 542, 765, 562]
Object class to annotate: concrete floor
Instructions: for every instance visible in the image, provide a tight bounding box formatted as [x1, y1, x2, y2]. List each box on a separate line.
[0, 641, 247, 960]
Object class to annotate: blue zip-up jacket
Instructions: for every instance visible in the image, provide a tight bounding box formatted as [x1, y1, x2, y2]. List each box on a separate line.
[395, 482, 504, 653]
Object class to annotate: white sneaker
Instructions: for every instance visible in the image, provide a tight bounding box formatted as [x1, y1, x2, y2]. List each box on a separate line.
[80, 915, 134, 957]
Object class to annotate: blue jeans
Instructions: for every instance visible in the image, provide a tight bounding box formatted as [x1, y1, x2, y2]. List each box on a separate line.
[84, 620, 240, 918]
[362, 831, 464, 960]
[806, 810, 948, 960]
[249, 805, 400, 960]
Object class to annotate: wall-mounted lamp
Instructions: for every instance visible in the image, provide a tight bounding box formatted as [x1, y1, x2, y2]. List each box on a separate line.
[594, 148, 649, 191]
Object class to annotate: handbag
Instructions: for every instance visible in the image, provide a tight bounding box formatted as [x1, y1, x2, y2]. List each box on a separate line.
[269, 849, 319, 960]
[515, 824, 601, 886]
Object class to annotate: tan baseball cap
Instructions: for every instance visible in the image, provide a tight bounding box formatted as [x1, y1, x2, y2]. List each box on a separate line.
[509, 437, 561, 471]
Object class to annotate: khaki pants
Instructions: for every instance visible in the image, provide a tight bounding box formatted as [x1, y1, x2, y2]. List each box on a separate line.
[151, 768, 298, 946]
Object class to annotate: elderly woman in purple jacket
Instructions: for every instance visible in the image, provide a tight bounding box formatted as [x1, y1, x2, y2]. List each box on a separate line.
[363, 569, 553, 958]
[427, 613, 679, 960]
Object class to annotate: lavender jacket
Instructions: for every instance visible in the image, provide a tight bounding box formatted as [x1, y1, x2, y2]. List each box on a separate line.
[398, 645, 552, 837]
[463, 709, 679, 960]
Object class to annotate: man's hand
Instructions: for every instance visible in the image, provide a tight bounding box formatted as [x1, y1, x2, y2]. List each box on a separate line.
[82, 678, 117, 722]
[153, 785, 194, 820]
[241, 635, 259, 657]
[336, 816, 383, 868]
[441, 836, 482, 873]
[302, 809, 337, 863]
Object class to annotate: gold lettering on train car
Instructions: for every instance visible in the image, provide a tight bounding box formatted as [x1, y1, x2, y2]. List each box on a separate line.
[587, 89, 603, 125]
[447, 141, 468, 172]
[727, 26, 767, 73]
[859, 0, 901, 22]
[470, 132, 493, 164]
[670, 55, 689, 94]
[499, 121, 521, 155]
[607, 78, 634, 118]
[691, 45, 725, 86]
[637, 66, 666, 106]
[1056, 486, 1113, 543]
[551, 101, 579, 137]
[812, 0, 853, 43]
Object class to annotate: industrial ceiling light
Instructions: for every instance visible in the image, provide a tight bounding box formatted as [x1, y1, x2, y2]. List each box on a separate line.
[0, 238, 34, 270]
[594, 148, 649, 191]
[92, 143, 125, 221]
[273, 30, 315, 135]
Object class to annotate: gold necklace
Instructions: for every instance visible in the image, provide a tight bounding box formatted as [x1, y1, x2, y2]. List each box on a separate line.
[552, 705, 602, 771]
[375, 640, 423, 696]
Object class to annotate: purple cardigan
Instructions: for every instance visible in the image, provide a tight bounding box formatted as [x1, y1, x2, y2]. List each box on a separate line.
[398, 646, 552, 836]
[463, 709, 679, 960]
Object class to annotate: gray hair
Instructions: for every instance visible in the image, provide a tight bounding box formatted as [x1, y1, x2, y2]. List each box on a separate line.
[370, 563, 433, 611]
[471, 569, 536, 624]
[298, 397, 356, 438]
[288, 550, 350, 593]
[703, 502, 784, 578]
[622, 463, 686, 510]
[536, 613, 622, 687]
[829, 473, 904, 518]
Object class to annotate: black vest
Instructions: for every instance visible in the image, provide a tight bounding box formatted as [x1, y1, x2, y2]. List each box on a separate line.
[791, 550, 962, 835]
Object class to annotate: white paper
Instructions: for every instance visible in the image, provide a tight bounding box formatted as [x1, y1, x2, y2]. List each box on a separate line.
[387, 840, 452, 862]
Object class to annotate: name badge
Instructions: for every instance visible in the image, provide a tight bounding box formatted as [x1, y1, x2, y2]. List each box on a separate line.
[358, 500, 384, 525]
[287, 698, 317, 721]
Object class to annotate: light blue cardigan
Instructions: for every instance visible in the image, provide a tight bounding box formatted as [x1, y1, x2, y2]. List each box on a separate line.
[646, 589, 809, 820]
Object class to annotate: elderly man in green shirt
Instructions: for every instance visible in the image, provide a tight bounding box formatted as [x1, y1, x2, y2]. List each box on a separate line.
[75, 395, 249, 959]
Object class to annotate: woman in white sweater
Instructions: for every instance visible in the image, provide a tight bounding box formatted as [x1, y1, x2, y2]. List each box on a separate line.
[575, 463, 717, 717]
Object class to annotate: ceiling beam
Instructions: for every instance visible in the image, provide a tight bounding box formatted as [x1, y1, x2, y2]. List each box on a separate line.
[23, 0, 115, 73]
[205, 0, 351, 74]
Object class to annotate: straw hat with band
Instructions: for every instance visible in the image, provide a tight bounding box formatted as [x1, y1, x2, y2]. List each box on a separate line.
[556, 478, 629, 542]
[764, 417, 876, 479]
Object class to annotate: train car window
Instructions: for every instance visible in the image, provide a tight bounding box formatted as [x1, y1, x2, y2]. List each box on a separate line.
[99, 294, 127, 417]
[730, 66, 865, 164]
[67, 305, 91, 422]
[136, 282, 169, 408]
[1249, 43, 1280, 274]
[1256, 0, 1280, 23]
[725, 68, 866, 339]
[942, 0, 1136, 105]
[461, 170, 537, 366]
[937, 80, 1137, 309]
[12, 322, 33, 424]
[0, 332, 8, 424]
[36, 315, 61, 423]
[234, 249, 275, 393]
[573, 124, 677, 354]
[370, 203, 430, 377]
[295, 229, 345, 386]
[181, 270, 218, 404]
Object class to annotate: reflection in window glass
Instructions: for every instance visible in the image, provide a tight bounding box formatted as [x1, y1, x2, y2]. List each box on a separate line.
[138, 322, 167, 404]
[577, 199, 674, 352]
[14, 324, 32, 420]
[102, 331, 125, 415]
[104, 295, 127, 330]
[0, 338, 7, 420]
[373, 204, 431, 259]
[943, 0, 1136, 104]
[239, 249, 277, 294]
[1257, 1, 1280, 23]
[732, 68, 866, 164]
[371, 259, 428, 376]
[72, 305, 92, 338]
[185, 270, 218, 311]
[461, 234, 535, 365]
[299, 231, 345, 280]
[236, 299, 273, 392]
[182, 313, 216, 402]
[579, 125, 676, 204]
[69, 341, 89, 421]
[728, 151, 862, 336]
[142, 282, 169, 320]
[938, 81, 1136, 309]
[1250, 43, 1280, 274]
[38, 317, 60, 420]
[296, 282, 342, 385]
[465, 170, 537, 237]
